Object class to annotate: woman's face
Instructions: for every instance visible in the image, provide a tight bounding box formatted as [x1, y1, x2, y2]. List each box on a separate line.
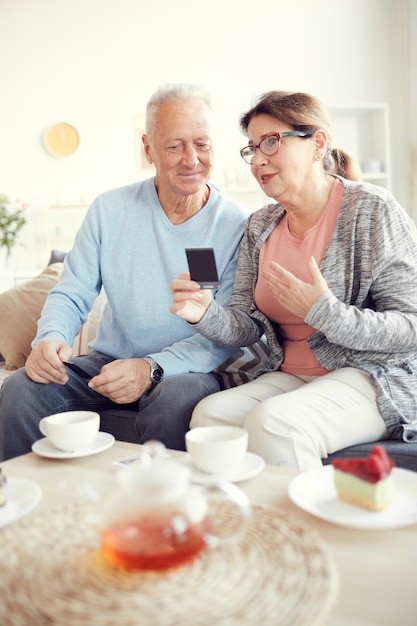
[245, 114, 316, 205]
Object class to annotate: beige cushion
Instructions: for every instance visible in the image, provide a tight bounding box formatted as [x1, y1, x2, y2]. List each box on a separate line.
[71, 290, 106, 355]
[0, 263, 64, 370]
[0, 264, 104, 371]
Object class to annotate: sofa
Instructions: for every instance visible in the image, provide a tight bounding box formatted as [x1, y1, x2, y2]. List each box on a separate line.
[1, 261, 417, 471]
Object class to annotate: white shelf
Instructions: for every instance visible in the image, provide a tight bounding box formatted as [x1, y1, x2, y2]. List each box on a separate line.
[46, 204, 89, 253]
[327, 104, 391, 189]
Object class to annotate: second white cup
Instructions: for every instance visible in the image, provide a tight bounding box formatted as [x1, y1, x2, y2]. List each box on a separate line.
[39, 410, 100, 452]
[185, 425, 248, 474]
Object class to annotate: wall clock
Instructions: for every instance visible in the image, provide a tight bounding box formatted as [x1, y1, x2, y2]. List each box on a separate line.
[43, 122, 80, 157]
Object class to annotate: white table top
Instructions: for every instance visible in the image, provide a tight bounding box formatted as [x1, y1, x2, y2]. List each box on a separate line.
[1, 440, 416, 626]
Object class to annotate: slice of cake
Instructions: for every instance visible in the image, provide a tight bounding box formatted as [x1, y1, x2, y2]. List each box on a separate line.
[331, 445, 395, 511]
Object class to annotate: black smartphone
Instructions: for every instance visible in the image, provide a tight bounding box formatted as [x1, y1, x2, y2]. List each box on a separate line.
[63, 361, 92, 382]
[185, 247, 220, 289]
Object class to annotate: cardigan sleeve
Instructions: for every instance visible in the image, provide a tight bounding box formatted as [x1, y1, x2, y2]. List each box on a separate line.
[306, 290, 417, 353]
[306, 186, 417, 354]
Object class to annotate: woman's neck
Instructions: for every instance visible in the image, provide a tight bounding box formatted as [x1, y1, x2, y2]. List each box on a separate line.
[285, 176, 334, 239]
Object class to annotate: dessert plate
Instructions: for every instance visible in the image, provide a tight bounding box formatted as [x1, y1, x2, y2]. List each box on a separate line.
[31, 431, 115, 459]
[181, 451, 265, 483]
[0, 477, 42, 528]
[288, 466, 417, 530]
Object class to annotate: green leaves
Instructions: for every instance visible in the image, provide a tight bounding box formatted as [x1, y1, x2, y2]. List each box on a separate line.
[0, 194, 27, 259]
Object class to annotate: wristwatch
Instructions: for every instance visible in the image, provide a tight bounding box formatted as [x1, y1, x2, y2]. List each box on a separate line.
[143, 356, 164, 385]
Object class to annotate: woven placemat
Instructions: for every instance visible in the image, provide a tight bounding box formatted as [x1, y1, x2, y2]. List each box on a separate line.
[0, 500, 338, 626]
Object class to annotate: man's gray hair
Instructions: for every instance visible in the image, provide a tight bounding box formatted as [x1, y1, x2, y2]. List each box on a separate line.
[146, 83, 211, 135]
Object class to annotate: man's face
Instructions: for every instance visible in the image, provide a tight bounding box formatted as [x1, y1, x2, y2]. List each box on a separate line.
[143, 98, 214, 199]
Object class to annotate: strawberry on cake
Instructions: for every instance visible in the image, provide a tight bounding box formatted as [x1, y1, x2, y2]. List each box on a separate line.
[331, 445, 395, 511]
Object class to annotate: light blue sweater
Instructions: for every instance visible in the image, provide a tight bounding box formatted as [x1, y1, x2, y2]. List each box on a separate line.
[34, 178, 248, 376]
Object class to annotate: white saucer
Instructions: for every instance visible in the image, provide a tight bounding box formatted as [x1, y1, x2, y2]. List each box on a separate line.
[181, 451, 265, 483]
[0, 477, 42, 528]
[288, 466, 417, 530]
[31, 431, 115, 459]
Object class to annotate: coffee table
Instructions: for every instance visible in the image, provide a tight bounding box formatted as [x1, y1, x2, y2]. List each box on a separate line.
[1, 440, 416, 625]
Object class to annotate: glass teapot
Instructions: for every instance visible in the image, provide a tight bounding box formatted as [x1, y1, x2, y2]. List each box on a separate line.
[99, 442, 251, 571]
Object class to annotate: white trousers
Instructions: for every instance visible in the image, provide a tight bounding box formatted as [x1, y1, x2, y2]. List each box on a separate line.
[191, 368, 389, 470]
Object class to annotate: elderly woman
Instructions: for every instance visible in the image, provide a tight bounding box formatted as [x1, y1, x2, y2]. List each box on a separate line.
[170, 91, 417, 470]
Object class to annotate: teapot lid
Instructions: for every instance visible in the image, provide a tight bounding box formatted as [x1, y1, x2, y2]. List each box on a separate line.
[117, 441, 191, 495]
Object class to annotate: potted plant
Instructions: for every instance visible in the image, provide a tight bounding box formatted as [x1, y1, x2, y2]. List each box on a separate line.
[0, 194, 27, 260]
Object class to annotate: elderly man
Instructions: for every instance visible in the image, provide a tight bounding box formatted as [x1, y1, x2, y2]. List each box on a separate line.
[0, 83, 248, 460]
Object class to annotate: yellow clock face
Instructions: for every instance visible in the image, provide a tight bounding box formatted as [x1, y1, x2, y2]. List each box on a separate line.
[43, 122, 80, 157]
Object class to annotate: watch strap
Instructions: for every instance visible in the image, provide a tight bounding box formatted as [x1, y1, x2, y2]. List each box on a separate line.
[143, 356, 164, 384]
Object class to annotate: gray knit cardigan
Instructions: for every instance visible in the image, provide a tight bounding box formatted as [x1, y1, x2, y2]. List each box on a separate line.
[197, 177, 417, 442]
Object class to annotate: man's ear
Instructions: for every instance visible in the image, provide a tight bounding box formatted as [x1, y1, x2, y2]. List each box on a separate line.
[142, 133, 154, 165]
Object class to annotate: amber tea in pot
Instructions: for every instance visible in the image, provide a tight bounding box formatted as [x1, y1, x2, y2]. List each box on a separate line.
[100, 442, 250, 571]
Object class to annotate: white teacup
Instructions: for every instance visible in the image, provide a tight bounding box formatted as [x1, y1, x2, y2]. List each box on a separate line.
[185, 425, 248, 474]
[39, 410, 100, 452]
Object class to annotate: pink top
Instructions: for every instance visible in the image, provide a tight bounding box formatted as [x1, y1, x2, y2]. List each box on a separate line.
[255, 179, 343, 375]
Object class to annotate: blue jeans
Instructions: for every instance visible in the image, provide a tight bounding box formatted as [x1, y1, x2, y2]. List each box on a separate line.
[0, 351, 221, 461]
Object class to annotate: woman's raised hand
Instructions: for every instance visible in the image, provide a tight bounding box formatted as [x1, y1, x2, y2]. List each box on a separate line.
[261, 256, 328, 318]
[170, 272, 213, 323]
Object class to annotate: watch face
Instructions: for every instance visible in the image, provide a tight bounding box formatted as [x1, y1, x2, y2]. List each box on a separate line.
[151, 368, 163, 384]
[143, 356, 163, 384]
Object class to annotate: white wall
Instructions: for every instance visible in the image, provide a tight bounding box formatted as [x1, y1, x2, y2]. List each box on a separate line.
[389, 0, 417, 216]
[0, 0, 415, 269]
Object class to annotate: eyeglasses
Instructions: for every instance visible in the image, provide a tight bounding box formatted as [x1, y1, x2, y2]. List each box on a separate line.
[240, 130, 316, 164]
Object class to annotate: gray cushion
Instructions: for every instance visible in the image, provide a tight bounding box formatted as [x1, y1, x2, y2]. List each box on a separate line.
[47, 249, 67, 265]
[324, 441, 417, 472]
